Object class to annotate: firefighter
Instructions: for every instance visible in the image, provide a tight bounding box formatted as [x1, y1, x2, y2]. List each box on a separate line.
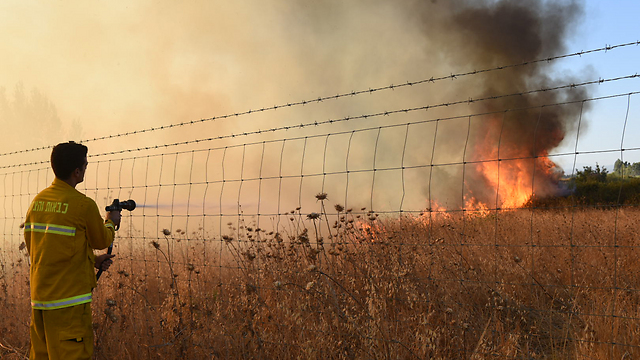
[24, 141, 121, 360]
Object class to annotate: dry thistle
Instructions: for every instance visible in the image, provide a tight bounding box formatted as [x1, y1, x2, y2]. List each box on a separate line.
[306, 264, 317, 272]
[222, 235, 233, 243]
[307, 212, 320, 220]
[162, 229, 171, 236]
[18, 242, 26, 251]
[305, 281, 316, 290]
[242, 251, 256, 261]
[151, 241, 160, 249]
[104, 308, 118, 323]
[334, 204, 344, 212]
[315, 192, 328, 201]
[298, 232, 309, 243]
[244, 283, 257, 294]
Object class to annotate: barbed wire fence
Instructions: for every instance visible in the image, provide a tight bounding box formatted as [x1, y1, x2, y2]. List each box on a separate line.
[1, 41, 639, 359]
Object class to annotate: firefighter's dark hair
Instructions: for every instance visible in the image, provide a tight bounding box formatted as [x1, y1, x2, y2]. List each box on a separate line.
[51, 141, 88, 180]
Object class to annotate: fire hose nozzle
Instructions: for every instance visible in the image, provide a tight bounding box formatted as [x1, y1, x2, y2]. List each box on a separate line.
[105, 199, 136, 212]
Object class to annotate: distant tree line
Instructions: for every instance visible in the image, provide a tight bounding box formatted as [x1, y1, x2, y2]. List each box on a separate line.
[612, 159, 640, 177]
[528, 160, 640, 208]
[0, 83, 82, 153]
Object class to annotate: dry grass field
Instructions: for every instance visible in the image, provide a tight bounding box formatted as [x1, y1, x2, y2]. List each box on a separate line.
[1, 206, 639, 359]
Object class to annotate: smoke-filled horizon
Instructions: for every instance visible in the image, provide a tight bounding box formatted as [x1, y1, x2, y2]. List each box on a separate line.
[0, 0, 596, 216]
[412, 0, 593, 208]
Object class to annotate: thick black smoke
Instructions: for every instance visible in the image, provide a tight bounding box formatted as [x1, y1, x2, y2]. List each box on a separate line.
[415, 0, 590, 208]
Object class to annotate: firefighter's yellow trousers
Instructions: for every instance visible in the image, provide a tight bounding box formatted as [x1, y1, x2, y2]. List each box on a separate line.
[29, 303, 93, 360]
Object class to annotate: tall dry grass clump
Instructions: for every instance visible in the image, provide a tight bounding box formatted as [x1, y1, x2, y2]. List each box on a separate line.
[1, 201, 639, 359]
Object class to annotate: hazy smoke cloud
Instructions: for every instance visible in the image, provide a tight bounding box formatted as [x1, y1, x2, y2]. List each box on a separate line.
[0, 0, 590, 219]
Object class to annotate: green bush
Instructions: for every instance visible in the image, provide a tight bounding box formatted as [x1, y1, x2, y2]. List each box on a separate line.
[573, 177, 640, 205]
[526, 164, 640, 209]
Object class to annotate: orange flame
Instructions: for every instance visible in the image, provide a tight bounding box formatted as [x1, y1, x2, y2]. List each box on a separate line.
[460, 115, 563, 212]
[474, 154, 534, 209]
[358, 221, 384, 242]
[423, 200, 454, 220]
[462, 195, 490, 217]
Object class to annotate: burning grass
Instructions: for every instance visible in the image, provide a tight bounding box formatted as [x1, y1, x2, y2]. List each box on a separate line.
[1, 206, 639, 359]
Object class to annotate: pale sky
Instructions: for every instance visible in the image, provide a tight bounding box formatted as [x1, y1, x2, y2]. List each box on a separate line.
[557, 0, 640, 171]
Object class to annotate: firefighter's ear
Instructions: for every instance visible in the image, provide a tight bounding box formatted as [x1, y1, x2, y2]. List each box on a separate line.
[74, 165, 85, 178]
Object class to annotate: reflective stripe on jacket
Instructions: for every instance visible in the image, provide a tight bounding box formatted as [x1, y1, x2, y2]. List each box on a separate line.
[31, 293, 92, 310]
[24, 178, 115, 309]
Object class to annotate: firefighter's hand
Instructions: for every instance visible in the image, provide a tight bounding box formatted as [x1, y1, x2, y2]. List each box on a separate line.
[106, 210, 121, 227]
[95, 254, 116, 271]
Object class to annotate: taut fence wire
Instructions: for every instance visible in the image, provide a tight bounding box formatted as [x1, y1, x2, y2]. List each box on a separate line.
[1, 76, 638, 171]
[0, 40, 638, 159]
[1, 42, 639, 359]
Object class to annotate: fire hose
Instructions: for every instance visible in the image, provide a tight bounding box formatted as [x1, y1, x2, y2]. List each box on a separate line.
[96, 199, 136, 281]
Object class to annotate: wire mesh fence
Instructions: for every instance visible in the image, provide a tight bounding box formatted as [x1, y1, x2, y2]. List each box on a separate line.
[1, 42, 640, 359]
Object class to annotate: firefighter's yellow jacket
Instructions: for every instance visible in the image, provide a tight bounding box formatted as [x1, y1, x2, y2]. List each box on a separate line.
[24, 178, 116, 310]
